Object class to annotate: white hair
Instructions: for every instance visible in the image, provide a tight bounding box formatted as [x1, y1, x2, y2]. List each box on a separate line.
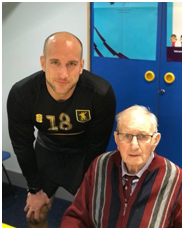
[116, 105, 158, 133]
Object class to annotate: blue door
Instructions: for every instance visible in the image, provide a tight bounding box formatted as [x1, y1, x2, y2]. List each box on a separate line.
[156, 3, 182, 167]
[90, 2, 182, 167]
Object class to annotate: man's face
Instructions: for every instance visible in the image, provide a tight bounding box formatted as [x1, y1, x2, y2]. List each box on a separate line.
[40, 34, 84, 100]
[114, 112, 161, 174]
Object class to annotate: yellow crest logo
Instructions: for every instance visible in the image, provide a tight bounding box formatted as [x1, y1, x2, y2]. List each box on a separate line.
[36, 114, 43, 123]
[76, 110, 91, 123]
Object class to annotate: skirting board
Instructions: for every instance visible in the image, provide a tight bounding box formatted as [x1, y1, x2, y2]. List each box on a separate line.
[2, 169, 74, 202]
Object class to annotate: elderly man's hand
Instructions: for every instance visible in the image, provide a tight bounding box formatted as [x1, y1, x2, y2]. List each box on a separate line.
[24, 190, 51, 222]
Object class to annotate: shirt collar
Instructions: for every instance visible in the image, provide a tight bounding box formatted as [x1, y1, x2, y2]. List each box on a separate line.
[121, 152, 154, 178]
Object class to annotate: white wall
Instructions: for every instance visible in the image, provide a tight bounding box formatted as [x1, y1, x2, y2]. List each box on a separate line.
[2, 2, 88, 174]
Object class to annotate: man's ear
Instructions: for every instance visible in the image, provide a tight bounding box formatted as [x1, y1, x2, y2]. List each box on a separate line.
[154, 133, 161, 147]
[40, 55, 45, 72]
[79, 59, 84, 74]
[114, 131, 118, 145]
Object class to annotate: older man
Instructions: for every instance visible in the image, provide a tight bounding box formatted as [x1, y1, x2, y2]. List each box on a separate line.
[60, 105, 182, 228]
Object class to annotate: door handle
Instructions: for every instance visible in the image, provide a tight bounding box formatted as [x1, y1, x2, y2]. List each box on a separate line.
[164, 72, 175, 84]
[145, 71, 155, 82]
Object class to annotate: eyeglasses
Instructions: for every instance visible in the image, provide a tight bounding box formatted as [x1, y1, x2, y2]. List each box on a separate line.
[116, 132, 156, 144]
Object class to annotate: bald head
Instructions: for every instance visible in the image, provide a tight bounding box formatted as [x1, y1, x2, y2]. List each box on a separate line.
[43, 32, 83, 59]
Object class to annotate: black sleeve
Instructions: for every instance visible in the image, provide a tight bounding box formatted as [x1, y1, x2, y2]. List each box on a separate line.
[84, 85, 116, 171]
[7, 84, 42, 188]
